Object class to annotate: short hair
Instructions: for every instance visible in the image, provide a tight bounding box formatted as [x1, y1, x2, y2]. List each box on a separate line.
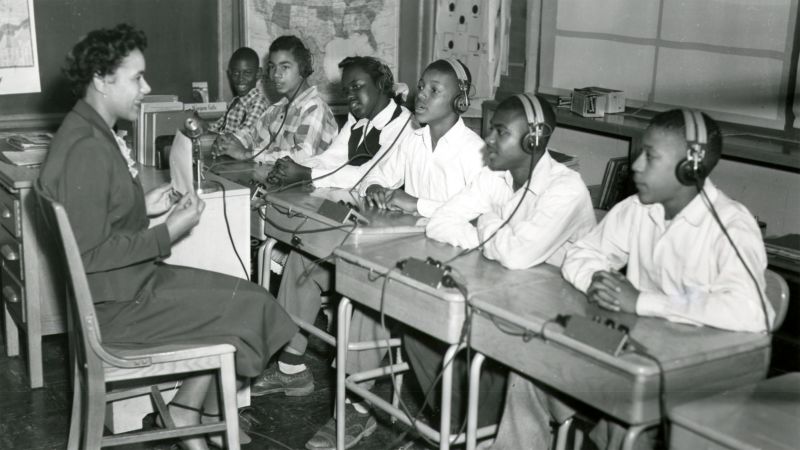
[269, 35, 313, 78]
[425, 58, 472, 87]
[496, 93, 557, 149]
[648, 109, 722, 174]
[63, 23, 147, 98]
[338, 56, 394, 97]
[229, 47, 259, 68]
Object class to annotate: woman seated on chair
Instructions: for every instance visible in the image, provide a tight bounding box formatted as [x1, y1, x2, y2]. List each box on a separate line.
[37, 24, 297, 450]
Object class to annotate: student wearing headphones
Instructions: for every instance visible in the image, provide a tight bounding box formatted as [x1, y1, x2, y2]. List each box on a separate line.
[489, 110, 773, 449]
[214, 35, 338, 164]
[360, 57, 485, 216]
[266, 55, 414, 187]
[405, 93, 597, 436]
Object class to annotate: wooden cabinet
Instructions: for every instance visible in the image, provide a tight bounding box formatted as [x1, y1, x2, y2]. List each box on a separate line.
[0, 162, 66, 389]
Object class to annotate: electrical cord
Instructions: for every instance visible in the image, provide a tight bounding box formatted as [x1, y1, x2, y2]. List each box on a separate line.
[205, 179, 250, 281]
[698, 183, 772, 334]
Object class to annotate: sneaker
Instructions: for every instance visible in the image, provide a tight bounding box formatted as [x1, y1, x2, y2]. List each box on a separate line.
[305, 404, 377, 450]
[251, 364, 314, 397]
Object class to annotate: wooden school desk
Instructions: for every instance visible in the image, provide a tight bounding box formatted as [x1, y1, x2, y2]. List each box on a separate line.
[669, 372, 800, 450]
[333, 234, 516, 450]
[464, 264, 772, 450]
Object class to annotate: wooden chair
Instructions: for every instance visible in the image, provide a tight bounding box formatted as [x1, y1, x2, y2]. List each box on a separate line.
[36, 191, 240, 449]
[554, 268, 790, 450]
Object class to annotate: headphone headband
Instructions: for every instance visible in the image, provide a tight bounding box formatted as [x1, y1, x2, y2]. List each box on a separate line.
[515, 93, 545, 128]
[682, 108, 707, 150]
[444, 57, 469, 84]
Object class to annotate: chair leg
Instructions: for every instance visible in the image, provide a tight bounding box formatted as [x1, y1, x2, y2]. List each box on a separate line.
[83, 386, 107, 449]
[219, 354, 241, 450]
[554, 417, 574, 450]
[390, 346, 404, 423]
[67, 364, 83, 450]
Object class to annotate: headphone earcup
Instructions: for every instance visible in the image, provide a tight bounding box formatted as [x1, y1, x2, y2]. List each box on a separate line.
[521, 132, 536, 154]
[675, 155, 708, 186]
[452, 92, 469, 114]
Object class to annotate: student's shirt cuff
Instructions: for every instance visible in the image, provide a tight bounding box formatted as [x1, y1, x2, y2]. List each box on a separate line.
[416, 198, 441, 218]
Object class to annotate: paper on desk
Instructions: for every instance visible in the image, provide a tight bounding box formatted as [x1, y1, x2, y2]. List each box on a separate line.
[169, 130, 193, 195]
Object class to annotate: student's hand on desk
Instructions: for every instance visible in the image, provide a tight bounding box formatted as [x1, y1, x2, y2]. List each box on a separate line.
[271, 156, 312, 185]
[385, 189, 418, 213]
[165, 193, 205, 242]
[587, 271, 639, 313]
[211, 134, 249, 160]
[145, 183, 178, 217]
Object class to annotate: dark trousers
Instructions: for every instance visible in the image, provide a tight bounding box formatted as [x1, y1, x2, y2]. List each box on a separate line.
[403, 327, 508, 432]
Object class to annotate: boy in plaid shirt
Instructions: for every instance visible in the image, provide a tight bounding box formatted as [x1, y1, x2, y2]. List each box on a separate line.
[209, 47, 270, 154]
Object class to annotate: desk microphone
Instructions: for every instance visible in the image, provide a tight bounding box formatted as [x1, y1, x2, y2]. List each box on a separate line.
[183, 117, 203, 139]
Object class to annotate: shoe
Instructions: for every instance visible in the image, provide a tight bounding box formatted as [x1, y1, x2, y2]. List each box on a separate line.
[305, 404, 377, 450]
[251, 364, 314, 397]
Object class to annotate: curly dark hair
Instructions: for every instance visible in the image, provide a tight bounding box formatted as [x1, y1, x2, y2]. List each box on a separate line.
[63, 24, 147, 98]
[338, 56, 394, 97]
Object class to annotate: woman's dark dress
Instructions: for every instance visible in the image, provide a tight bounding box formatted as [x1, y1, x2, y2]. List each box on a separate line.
[38, 100, 296, 377]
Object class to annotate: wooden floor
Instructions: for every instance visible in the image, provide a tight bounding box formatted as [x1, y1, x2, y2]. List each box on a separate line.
[0, 313, 435, 450]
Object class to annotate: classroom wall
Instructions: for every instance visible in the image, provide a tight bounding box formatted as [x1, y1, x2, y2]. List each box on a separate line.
[547, 130, 800, 237]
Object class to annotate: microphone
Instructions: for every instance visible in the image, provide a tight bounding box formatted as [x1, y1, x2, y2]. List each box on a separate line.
[183, 117, 203, 139]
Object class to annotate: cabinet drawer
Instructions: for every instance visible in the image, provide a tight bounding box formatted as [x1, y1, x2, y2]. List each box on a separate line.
[0, 226, 23, 281]
[2, 266, 25, 323]
[0, 187, 21, 238]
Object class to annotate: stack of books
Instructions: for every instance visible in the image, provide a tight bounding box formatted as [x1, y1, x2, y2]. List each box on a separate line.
[2, 132, 52, 166]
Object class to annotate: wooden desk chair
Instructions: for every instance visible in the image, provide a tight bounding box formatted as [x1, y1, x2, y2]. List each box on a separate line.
[36, 192, 240, 449]
[553, 268, 790, 450]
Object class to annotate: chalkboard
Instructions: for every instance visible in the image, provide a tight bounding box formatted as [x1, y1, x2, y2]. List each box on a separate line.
[0, 0, 220, 122]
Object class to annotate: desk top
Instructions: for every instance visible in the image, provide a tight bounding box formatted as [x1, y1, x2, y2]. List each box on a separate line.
[669, 373, 800, 449]
[263, 186, 425, 236]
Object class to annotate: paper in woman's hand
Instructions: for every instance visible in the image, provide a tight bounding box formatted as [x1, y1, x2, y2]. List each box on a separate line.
[169, 130, 194, 196]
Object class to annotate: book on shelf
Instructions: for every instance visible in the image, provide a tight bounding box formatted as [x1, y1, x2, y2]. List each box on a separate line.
[2, 149, 48, 166]
[5, 132, 53, 151]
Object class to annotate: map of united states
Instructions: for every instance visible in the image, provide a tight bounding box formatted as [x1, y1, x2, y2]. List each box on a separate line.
[247, 0, 398, 104]
[0, 0, 35, 68]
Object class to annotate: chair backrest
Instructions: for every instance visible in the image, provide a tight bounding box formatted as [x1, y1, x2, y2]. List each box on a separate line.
[765, 269, 790, 331]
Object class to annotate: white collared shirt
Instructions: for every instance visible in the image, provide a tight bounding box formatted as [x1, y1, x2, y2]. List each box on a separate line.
[426, 150, 596, 269]
[358, 117, 485, 217]
[562, 180, 774, 332]
[304, 100, 415, 189]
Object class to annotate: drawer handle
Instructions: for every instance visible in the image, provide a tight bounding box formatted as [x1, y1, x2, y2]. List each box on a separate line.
[2, 286, 19, 303]
[1, 208, 11, 219]
[0, 244, 18, 261]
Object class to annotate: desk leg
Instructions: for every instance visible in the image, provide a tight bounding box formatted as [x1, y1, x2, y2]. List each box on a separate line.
[257, 238, 277, 291]
[27, 326, 43, 388]
[466, 353, 486, 450]
[3, 301, 19, 356]
[336, 297, 353, 450]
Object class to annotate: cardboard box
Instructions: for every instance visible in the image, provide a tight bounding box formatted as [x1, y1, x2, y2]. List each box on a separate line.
[571, 88, 606, 118]
[587, 86, 625, 113]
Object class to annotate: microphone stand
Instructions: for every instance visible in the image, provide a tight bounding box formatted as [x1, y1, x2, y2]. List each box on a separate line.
[186, 118, 219, 194]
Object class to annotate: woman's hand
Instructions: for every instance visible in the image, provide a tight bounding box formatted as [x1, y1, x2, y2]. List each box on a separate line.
[145, 183, 178, 217]
[211, 134, 250, 160]
[165, 193, 205, 242]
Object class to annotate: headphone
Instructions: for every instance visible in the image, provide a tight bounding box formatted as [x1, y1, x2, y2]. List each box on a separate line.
[444, 57, 470, 114]
[676, 109, 709, 186]
[515, 93, 548, 154]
